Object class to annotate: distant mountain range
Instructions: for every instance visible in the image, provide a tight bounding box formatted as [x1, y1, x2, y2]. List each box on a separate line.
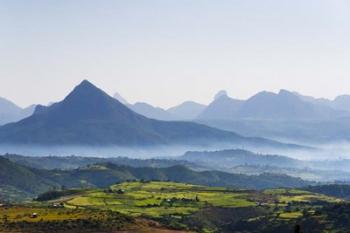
[196, 90, 350, 143]
[0, 97, 35, 125]
[114, 92, 177, 121]
[198, 90, 350, 121]
[113, 93, 205, 121]
[0, 80, 292, 148]
[167, 101, 206, 120]
[114, 89, 350, 122]
[2, 84, 350, 143]
[3, 88, 350, 124]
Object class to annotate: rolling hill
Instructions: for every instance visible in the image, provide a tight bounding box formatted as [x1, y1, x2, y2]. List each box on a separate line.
[0, 156, 312, 202]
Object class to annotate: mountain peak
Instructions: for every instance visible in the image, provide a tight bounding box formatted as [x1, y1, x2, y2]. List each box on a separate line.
[73, 79, 99, 92]
[214, 90, 228, 100]
[65, 80, 107, 101]
[79, 79, 94, 86]
[278, 89, 295, 96]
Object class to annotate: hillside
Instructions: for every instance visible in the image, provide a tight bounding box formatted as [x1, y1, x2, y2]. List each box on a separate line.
[0, 157, 58, 200]
[2, 181, 346, 233]
[179, 149, 303, 169]
[0, 157, 312, 202]
[4, 154, 196, 170]
[303, 184, 350, 199]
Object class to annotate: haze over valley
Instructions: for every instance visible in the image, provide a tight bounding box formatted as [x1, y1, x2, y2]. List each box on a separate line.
[3, 1, 350, 232]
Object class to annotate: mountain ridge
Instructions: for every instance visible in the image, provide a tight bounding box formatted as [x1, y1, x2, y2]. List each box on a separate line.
[0, 80, 289, 148]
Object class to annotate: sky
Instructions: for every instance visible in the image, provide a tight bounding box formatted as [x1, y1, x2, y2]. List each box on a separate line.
[1, 0, 350, 108]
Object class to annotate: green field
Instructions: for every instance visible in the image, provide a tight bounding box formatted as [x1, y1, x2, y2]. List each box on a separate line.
[65, 181, 256, 217]
[0, 181, 348, 233]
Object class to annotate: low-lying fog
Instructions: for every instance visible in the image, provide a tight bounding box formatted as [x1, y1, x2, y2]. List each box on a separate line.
[1, 141, 350, 161]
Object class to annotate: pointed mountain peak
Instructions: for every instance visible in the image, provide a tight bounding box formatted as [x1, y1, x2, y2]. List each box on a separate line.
[74, 79, 99, 91]
[214, 90, 228, 100]
[64, 80, 108, 101]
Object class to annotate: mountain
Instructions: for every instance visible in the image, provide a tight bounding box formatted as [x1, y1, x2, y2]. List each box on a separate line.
[293, 92, 350, 112]
[196, 90, 350, 142]
[333, 95, 350, 111]
[113, 92, 128, 105]
[113, 92, 178, 121]
[197, 91, 244, 120]
[198, 90, 349, 121]
[238, 90, 349, 120]
[292, 92, 332, 106]
[0, 97, 22, 125]
[0, 97, 36, 125]
[130, 102, 177, 121]
[0, 80, 288, 147]
[167, 101, 206, 120]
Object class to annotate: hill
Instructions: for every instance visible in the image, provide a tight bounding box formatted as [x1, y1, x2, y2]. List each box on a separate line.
[0, 156, 312, 202]
[0, 157, 58, 200]
[303, 184, 350, 199]
[179, 149, 303, 169]
[4, 154, 196, 170]
[3, 181, 344, 233]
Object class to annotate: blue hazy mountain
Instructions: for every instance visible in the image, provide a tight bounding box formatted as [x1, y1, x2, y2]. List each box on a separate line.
[130, 102, 178, 121]
[0, 80, 289, 147]
[199, 90, 349, 121]
[331, 95, 350, 111]
[197, 91, 244, 120]
[197, 90, 350, 143]
[167, 101, 206, 120]
[292, 92, 350, 112]
[0, 97, 35, 125]
[238, 90, 349, 120]
[113, 92, 178, 121]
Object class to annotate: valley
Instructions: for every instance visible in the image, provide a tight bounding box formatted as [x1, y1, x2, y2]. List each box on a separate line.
[1, 181, 350, 233]
[2, 2, 350, 232]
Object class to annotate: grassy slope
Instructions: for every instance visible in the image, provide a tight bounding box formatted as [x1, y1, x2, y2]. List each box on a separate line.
[64, 181, 340, 218]
[0, 181, 346, 233]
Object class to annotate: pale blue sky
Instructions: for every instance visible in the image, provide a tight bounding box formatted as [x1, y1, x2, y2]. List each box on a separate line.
[1, 0, 350, 108]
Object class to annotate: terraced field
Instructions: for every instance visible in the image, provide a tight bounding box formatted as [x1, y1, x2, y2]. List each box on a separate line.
[0, 181, 347, 233]
[65, 181, 256, 217]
